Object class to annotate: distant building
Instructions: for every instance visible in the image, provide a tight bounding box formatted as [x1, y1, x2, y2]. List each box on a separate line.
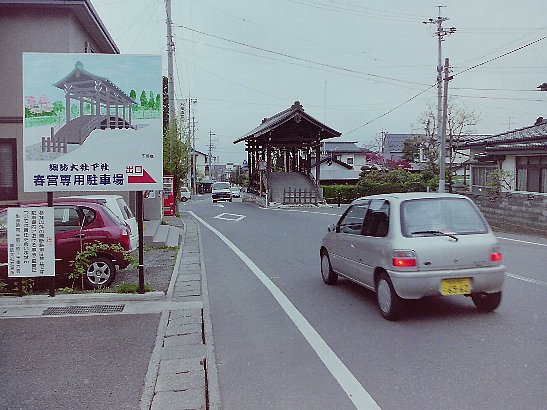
[321, 141, 369, 168]
[382, 133, 416, 162]
[0, 0, 118, 205]
[308, 141, 370, 185]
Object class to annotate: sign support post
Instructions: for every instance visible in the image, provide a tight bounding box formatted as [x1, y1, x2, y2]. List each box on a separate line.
[137, 191, 145, 294]
[48, 192, 55, 297]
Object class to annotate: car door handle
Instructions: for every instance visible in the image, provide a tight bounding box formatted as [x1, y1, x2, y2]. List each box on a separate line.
[74, 233, 85, 238]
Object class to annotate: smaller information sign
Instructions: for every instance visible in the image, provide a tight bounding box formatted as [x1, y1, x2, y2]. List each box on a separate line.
[8, 207, 55, 278]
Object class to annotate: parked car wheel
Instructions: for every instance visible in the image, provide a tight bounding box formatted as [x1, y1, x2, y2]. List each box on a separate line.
[376, 272, 403, 321]
[85, 256, 116, 289]
[320, 251, 338, 285]
[471, 291, 502, 312]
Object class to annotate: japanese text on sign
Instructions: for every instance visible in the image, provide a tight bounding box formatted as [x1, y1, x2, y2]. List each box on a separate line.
[8, 207, 55, 278]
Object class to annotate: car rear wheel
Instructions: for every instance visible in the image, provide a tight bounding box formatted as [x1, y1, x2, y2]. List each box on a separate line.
[376, 272, 403, 321]
[320, 251, 338, 285]
[471, 291, 502, 312]
[85, 256, 116, 289]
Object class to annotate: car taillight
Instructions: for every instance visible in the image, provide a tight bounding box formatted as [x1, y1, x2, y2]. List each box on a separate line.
[392, 250, 417, 267]
[490, 251, 502, 263]
[120, 227, 130, 250]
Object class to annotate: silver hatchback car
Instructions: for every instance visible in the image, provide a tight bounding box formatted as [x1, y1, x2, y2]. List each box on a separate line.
[320, 192, 506, 320]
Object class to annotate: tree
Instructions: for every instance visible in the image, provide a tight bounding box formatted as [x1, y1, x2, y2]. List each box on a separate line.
[140, 90, 148, 113]
[401, 136, 421, 162]
[148, 91, 155, 110]
[163, 118, 191, 202]
[155, 93, 161, 111]
[417, 99, 479, 179]
[130, 89, 138, 112]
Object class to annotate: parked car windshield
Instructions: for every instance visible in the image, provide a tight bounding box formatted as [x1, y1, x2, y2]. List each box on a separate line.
[213, 182, 230, 190]
[401, 198, 488, 236]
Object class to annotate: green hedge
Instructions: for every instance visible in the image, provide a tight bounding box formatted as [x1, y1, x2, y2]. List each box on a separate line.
[322, 170, 428, 204]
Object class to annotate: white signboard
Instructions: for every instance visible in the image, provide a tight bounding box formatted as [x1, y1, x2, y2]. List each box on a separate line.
[23, 53, 163, 192]
[8, 207, 55, 278]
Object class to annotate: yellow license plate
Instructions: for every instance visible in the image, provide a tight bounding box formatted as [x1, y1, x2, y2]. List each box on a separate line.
[441, 278, 471, 295]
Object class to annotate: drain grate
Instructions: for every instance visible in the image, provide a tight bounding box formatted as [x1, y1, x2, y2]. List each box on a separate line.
[42, 304, 125, 316]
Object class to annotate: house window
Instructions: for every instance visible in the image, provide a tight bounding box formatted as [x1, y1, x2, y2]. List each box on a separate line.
[471, 165, 497, 193]
[0, 139, 17, 200]
[346, 157, 354, 165]
[516, 156, 547, 193]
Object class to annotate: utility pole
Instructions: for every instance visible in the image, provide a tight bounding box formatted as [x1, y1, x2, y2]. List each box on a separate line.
[191, 114, 197, 194]
[185, 97, 197, 194]
[165, 0, 176, 160]
[441, 57, 453, 192]
[207, 130, 215, 177]
[424, 6, 456, 193]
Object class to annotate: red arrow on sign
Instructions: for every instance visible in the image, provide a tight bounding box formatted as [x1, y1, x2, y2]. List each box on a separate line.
[128, 168, 156, 184]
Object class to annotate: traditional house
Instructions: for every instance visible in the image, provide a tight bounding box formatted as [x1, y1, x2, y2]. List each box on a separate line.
[458, 118, 547, 194]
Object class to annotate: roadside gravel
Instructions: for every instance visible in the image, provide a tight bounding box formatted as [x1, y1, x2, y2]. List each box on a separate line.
[113, 216, 183, 293]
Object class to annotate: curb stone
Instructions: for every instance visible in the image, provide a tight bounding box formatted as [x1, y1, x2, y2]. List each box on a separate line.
[141, 212, 220, 410]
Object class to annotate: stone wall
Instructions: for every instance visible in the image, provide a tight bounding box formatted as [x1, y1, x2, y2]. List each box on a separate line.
[465, 191, 547, 237]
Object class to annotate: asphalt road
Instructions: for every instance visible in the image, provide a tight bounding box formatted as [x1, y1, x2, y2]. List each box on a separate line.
[185, 195, 547, 410]
[0, 314, 159, 410]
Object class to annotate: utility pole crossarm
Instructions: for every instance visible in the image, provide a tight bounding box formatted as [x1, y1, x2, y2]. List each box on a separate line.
[423, 7, 456, 193]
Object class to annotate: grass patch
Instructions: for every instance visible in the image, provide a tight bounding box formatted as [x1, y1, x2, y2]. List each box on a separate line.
[115, 282, 155, 293]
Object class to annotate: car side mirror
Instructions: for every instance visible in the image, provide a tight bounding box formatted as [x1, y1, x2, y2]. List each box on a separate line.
[328, 223, 337, 232]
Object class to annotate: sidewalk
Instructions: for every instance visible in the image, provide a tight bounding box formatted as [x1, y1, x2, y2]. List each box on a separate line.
[141, 213, 220, 410]
[0, 212, 219, 410]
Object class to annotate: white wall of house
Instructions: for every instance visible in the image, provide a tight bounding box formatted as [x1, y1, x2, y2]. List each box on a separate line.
[501, 156, 516, 191]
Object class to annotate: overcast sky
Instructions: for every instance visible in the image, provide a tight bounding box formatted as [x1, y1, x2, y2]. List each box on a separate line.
[91, 0, 546, 164]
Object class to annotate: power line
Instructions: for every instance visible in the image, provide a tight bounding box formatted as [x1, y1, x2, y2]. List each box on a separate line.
[175, 25, 430, 87]
[452, 35, 547, 78]
[345, 85, 436, 135]
[174, 35, 427, 90]
[344, 35, 547, 134]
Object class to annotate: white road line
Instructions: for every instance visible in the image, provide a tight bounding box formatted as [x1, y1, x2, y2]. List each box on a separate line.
[265, 208, 341, 217]
[497, 237, 547, 247]
[507, 273, 547, 287]
[190, 211, 380, 410]
[214, 213, 246, 222]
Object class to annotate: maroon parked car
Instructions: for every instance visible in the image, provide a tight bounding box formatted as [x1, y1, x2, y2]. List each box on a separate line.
[0, 201, 133, 289]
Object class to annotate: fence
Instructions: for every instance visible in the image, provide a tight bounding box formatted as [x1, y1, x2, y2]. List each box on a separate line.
[41, 136, 67, 153]
[283, 187, 317, 205]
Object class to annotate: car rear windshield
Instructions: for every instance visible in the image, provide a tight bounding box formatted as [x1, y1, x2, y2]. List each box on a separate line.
[213, 183, 230, 190]
[401, 198, 488, 237]
[116, 198, 134, 219]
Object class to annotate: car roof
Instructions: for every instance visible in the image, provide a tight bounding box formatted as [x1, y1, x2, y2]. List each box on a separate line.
[60, 194, 123, 201]
[351, 192, 468, 204]
[12, 200, 108, 209]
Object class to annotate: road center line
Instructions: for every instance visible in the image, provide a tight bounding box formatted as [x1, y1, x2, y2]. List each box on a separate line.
[190, 211, 380, 410]
[506, 273, 547, 287]
[497, 237, 547, 247]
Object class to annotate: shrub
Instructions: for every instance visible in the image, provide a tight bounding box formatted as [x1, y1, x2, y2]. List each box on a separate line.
[115, 282, 154, 293]
[323, 170, 429, 203]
